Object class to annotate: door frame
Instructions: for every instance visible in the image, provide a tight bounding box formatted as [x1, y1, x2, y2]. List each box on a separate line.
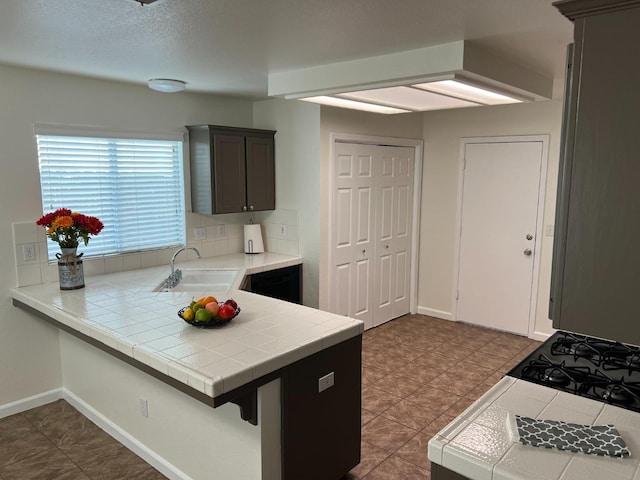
[452, 135, 549, 339]
[328, 133, 424, 316]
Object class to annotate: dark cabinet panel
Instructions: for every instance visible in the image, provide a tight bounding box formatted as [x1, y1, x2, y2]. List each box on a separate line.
[187, 125, 275, 214]
[213, 134, 247, 214]
[243, 264, 302, 304]
[281, 335, 362, 480]
[246, 135, 276, 211]
[551, 1, 640, 344]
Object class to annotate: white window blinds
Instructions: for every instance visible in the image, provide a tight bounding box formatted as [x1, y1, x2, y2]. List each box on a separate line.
[37, 134, 186, 260]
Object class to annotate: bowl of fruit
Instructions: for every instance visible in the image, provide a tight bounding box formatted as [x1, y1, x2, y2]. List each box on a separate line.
[178, 296, 240, 328]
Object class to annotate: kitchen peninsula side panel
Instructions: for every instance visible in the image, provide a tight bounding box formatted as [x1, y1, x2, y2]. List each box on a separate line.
[551, 0, 640, 344]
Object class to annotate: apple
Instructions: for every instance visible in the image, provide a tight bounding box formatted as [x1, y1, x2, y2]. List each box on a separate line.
[224, 298, 238, 310]
[205, 302, 219, 316]
[217, 303, 236, 320]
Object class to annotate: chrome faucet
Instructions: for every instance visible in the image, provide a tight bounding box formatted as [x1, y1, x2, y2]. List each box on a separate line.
[165, 247, 201, 288]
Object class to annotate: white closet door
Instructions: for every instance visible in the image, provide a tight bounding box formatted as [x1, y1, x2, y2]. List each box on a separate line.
[332, 143, 414, 330]
[373, 146, 414, 327]
[332, 143, 375, 329]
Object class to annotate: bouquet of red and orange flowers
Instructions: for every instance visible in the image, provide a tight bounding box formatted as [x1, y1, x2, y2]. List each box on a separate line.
[36, 208, 103, 248]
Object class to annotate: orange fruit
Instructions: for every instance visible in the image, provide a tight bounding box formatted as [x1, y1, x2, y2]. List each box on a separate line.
[200, 296, 217, 306]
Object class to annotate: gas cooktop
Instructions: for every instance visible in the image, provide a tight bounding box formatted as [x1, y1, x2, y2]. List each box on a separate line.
[508, 331, 640, 413]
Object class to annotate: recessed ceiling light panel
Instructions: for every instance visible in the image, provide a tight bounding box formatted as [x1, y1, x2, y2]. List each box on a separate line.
[414, 80, 521, 105]
[300, 96, 409, 114]
[148, 78, 186, 93]
[339, 86, 480, 111]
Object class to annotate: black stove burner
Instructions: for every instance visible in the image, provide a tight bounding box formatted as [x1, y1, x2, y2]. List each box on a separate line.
[603, 385, 634, 405]
[626, 354, 640, 369]
[507, 331, 640, 414]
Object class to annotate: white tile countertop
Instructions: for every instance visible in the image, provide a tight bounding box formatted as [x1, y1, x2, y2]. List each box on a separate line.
[428, 377, 640, 480]
[10, 253, 364, 399]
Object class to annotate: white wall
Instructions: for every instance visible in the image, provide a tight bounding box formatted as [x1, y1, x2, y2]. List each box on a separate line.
[0, 64, 254, 406]
[60, 332, 264, 480]
[318, 107, 424, 310]
[253, 99, 321, 307]
[418, 100, 563, 338]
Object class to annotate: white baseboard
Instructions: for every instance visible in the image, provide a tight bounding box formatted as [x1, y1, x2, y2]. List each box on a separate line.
[0, 388, 63, 419]
[416, 306, 453, 321]
[61, 389, 193, 480]
[531, 330, 552, 342]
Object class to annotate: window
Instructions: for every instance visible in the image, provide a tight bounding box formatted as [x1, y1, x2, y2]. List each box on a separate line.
[36, 132, 186, 260]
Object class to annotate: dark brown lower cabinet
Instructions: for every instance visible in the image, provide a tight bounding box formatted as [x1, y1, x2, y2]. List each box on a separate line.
[281, 335, 362, 480]
[431, 463, 470, 480]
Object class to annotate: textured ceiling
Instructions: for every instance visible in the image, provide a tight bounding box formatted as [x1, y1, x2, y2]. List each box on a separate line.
[0, 0, 573, 98]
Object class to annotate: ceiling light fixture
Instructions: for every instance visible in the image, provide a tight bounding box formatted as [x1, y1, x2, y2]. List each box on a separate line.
[268, 41, 551, 114]
[147, 78, 186, 93]
[300, 96, 410, 114]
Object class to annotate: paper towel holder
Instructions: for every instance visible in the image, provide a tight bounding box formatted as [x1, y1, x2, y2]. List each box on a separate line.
[244, 222, 265, 254]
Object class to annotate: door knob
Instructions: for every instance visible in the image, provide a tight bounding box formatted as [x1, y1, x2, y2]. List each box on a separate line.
[526, 234, 533, 240]
[523, 248, 532, 256]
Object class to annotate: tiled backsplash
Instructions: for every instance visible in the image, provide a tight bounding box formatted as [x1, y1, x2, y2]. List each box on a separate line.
[13, 209, 299, 287]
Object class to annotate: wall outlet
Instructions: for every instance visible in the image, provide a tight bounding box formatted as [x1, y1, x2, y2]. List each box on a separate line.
[139, 398, 149, 417]
[280, 224, 287, 237]
[545, 225, 554, 237]
[194, 227, 206, 240]
[217, 224, 226, 238]
[318, 372, 335, 393]
[23, 243, 36, 262]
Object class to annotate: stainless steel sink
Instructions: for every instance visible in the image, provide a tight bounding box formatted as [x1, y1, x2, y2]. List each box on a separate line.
[153, 269, 239, 292]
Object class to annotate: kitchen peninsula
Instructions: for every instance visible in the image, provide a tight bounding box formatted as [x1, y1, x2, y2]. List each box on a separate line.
[10, 253, 363, 480]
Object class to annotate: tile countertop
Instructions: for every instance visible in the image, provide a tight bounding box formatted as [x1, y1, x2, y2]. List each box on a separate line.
[428, 377, 640, 480]
[10, 253, 364, 399]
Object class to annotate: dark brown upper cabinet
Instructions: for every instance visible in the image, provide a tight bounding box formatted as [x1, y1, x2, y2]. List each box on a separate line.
[187, 125, 276, 214]
[550, 0, 640, 345]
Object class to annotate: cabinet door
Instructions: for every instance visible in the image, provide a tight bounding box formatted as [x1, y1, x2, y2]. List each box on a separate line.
[553, 7, 640, 343]
[245, 135, 275, 211]
[212, 133, 247, 214]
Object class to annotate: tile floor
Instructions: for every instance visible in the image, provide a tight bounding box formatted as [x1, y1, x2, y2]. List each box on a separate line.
[0, 314, 540, 480]
[347, 314, 540, 480]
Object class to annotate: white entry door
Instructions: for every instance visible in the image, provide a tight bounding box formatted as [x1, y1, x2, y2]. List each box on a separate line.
[331, 143, 414, 330]
[456, 140, 544, 335]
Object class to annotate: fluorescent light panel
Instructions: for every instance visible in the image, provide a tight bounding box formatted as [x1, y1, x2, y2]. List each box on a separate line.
[338, 86, 480, 111]
[299, 80, 522, 114]
[300, 96, 410, 114]
[414, 80, 521, 105]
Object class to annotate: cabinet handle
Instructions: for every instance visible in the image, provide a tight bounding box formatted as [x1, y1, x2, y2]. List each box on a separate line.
[249, 205, 254, 211]
[524, 249, 532, 256]
[242, 206, 248, 211]
[362, 249, 366, 255]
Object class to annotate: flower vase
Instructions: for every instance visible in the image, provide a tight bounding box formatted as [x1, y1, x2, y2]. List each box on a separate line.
[56, 247, 85, 290]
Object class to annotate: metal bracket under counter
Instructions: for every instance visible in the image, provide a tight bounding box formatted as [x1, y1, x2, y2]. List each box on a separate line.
[11, 298, 275, 426]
